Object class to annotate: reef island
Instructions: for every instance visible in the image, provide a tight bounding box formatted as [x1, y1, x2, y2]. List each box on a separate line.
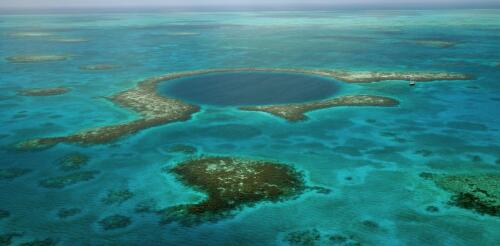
[158, 156, 306, 225]
[15, 68, 472, 150]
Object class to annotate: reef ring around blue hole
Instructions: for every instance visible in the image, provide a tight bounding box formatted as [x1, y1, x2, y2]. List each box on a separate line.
[157, 72, 342, 106]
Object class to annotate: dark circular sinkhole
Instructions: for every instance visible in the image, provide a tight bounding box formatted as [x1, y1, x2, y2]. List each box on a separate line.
[158, 72, 341, 106]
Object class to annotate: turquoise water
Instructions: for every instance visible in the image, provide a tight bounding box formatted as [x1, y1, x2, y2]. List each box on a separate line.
[159, 72, 340, 105]
[0, 9, 499, 245]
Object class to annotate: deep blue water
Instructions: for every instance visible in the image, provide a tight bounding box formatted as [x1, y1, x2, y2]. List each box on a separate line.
[159, 72, 340, 105]
[0, 9, 499, 246]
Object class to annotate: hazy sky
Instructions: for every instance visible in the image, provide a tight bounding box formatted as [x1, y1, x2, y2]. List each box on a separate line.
[1, 0, 498, 9]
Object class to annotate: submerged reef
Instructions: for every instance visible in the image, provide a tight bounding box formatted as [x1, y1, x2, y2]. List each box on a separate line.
[283, 229, 362, 246]
[0, 209, 10, 220]
[135, 199, 158, 213]
[159, 156, 306, 225]
[102, 189, 134, 205]
[57, 208, 81, 219]
[0, 168, 31, 181]
[240, 95, 399, 121]
[420, 172, 499, 216]
[167, 144, 197, 154]
[16, 68, 471, 150]
[99, 214, 132, 230]
[413, 39, 457, 48]
[80, 64, 120, 71]
[284, 229, 321, 246]
[18, 87, 69, 97]
[6, 55, 68, 63]
[56, 153, 89, 171]
[18, 238, 57, 246]
[0, 233, 22, 246]
[39, 171, 99, 189]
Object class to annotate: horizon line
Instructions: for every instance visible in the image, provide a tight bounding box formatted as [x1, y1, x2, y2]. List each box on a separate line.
[1, 3, 500, 13]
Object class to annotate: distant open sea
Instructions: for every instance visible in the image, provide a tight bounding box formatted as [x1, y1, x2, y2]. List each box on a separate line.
[0, 9, 499, 245]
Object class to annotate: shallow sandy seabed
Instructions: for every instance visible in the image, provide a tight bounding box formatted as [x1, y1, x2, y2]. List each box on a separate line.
[15, 67, 471, 150]
[10, 32, 54, 37]
[50, 38, 89, 43]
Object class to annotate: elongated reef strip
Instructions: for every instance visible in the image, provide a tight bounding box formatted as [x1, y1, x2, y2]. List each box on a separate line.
[240, 95, 399, 121]
[6, 55, 69, 63]
[18, 87, 69, 96]
[15, 68, 470, 150]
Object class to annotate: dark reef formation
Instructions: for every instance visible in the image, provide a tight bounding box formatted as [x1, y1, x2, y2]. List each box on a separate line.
[0, 168, 31, 181]
[0, 233, 23, 246]
[56, 153, 89, 171]
[15, 68, 471, 150]
[158, 156, 306, 225]
[135, 199, 158, 214]
[284, 229, 321, 246]
[99, 214, 132, 230]
[18, 87, 69, 97]
[57, 208, 81, 219]
[240, 95, 399, 121]
[0, 209, 10, 220]
[18, 238, 57, 246]
[420, 172, 499, 216]
[283, 229, 362, 246]
[102, 189, 134, 205]
[167, 144, 197, 155]
[39, 171, 99, 189]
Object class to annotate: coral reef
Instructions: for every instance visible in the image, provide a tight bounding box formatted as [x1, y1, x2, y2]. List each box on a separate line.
[413, 40, 457, 48]
[158, 156, 306, 225]
[240, 95, 399, 121]
[102, 189, 134, 205]
[284, 229, 321, 246]
[283, 229, 362, 246]
[6, 55, 68, 63]
[167, 144, 197, 154]
[18, 87, 69, 97]
[0, 209, 10, 220]
[0, 233, 22, 246]
[80, 64, 119, 71]
[39, 171, 99, 189]
[420, 172, 499, 216]
[18, 238, 57, 246]
[16, 67, 470, 150]
[135, 199, 158, 213]
[57, 208, 81, 219]
[0, 168, 31, 180]
[99, 215, 131, 230]
[56, 153, 89, 171]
